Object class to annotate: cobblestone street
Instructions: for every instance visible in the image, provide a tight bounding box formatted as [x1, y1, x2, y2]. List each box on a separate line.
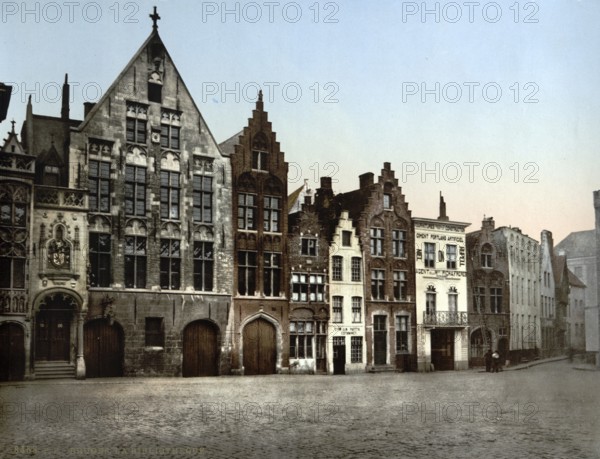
[1, 361, 598, 459]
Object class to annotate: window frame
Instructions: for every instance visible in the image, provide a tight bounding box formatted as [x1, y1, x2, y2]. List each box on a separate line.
[159, 239, 181, 290]
[160, 170, 181, 220]
[193, 241, 214, 292]
[124, 235, 147, 289]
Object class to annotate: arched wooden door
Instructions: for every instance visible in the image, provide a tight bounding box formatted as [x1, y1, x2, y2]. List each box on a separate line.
[182, 320, 219, 377]
[243, 318, 276, 375]
[84, 320, 124, 378]
[0, 323, 25, 381]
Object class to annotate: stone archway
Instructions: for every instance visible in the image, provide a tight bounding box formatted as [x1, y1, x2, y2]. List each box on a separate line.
[33, 290, 84, 379]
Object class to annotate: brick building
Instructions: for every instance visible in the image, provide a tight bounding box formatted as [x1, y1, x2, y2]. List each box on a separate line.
[466, 218, 511, 366]
[220, 92, 289, 375]
[287, 199, 330, 374]
[332, 163, 417, 371]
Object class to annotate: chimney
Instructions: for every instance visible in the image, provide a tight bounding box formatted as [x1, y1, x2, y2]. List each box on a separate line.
[61, 73, 70, 120]
[315, 176, 334, 211]
[304, 195, 312, 206]
[544, 230, 554, 251]
[438, 192, 449, 221]
[383, 162, 391, 171]
[359, 172, 374, 189]
[256, 89, 264, 112]
[482, 216, 495, 231]
[84, 102, 96, 118]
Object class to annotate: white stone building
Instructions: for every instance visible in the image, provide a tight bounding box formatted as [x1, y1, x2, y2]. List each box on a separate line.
[327, 211, 366, 374]
[413, 197, 470, 371]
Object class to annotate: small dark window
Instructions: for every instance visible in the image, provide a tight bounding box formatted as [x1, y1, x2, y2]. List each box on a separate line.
[145, 317, 164, 347]
[148, 82, 162, 103]
[342, 230, 352, 247]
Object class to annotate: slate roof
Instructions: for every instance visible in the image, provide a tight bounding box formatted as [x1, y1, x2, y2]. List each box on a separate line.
[555, 230, 596, 259]
[218, 131, 243, 157]
[567, 269, 587, 288]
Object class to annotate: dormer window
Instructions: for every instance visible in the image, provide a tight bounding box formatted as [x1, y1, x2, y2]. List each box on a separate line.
[43, 165, 60, 186]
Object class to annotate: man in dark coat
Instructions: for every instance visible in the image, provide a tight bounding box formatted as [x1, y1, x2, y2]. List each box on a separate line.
[492, 350, 501, 373]
[484, 349, 492, 372]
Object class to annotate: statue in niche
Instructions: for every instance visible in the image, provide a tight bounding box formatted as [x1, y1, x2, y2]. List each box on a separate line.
[48, 226, 70, 269]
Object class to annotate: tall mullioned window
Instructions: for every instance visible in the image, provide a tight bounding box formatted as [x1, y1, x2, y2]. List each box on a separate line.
[193, 176, 213, 223]
[263, 252, 282, 297]
[491, 288, 503, 313]
[370, 228, 384, 256]
[124, 236, 146, 289]
[88, 160, 110, 213]
[125, 166, 146, 216]
[263, 196, 281, 232]
[237, 193, 257, 230]
[238, 251, 257, 296]
[126, 118, 146, 144]
[194, 241, 214, 292]
[89, 233, 111, 287]
[371, 269, 385, 300]
[0, 188, 27, 290]
[160, 171, 180, 220]
[392, 230, 406, 258]
[393, 270, 407, 301]
[160, 239, 181, 290]
[160, 124, 180, 150]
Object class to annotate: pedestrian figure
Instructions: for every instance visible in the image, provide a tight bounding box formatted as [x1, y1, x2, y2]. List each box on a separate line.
[484, 349, 492, 372]
[492, 350, 500, 373]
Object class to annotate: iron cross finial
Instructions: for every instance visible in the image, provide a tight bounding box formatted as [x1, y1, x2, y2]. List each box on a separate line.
[150, 6, 161, 30]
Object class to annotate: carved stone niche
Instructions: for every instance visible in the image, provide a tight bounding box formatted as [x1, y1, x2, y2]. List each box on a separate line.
[39, 221, 79, 282]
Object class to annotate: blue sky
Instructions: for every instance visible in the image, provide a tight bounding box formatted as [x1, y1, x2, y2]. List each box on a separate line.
[2, 0, 598, 242]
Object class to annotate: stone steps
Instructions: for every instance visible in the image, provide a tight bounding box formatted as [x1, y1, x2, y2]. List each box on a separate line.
[368, 365, 398, 373]
[34, 361, 75, 380]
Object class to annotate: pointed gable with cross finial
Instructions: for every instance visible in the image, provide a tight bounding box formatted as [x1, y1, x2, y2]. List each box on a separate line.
[2, 120, 25, 154]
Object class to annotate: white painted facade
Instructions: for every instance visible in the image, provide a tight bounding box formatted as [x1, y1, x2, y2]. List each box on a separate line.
[540, 230, 556, 354]
[327, 211, 366, 374]
[500, 228, 541, 352]
[413, 217, 470, 371]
